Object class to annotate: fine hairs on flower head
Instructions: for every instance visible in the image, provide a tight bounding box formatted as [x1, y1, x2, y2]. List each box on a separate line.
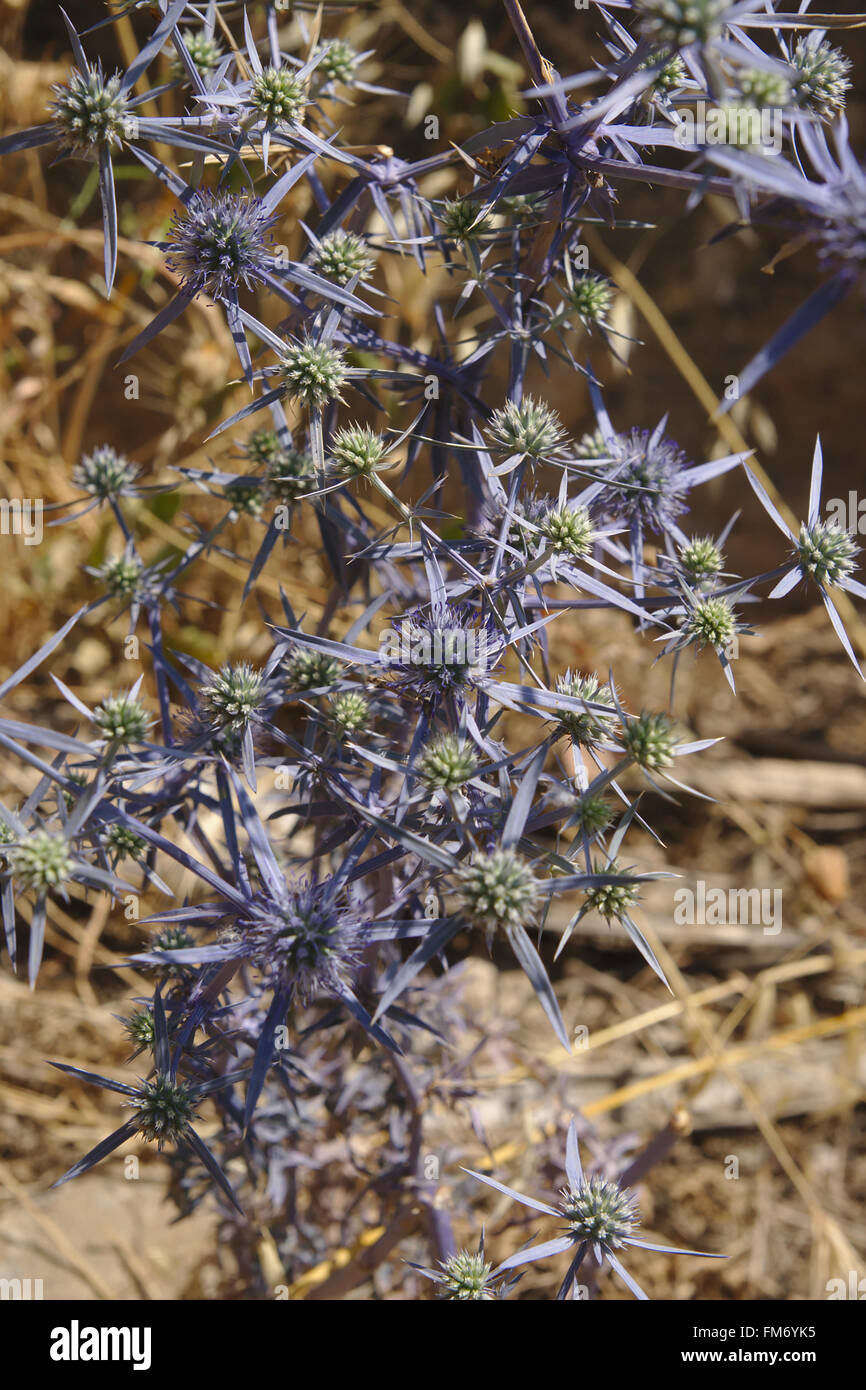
[1, 0, 863, 1304]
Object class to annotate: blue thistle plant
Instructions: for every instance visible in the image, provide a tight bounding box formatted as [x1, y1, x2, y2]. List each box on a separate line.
[465, 1119, 724, 1300]
[165, 191, 276, 301]
[0, 0, 861, 1304]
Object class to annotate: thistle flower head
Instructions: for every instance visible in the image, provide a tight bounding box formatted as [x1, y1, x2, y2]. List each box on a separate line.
[712, 103, 774, 154]
[818, 181, 866, 268]
[122, 1006, 155, 1052]
[61, 772, 88, 811]
[540, 504, 594, 558]
[791, 37, 851, 119]
[278, 338, 348, 410]
[200, 663, 267, 730]
[416, 734, 477, 790]
[50, 64, 131, 152]
[384, 604, 494, 698]
[622, 711, 677, 770]
[103, 824, 145, 860]
[249, 880, 367, 1003]
[8, 830, 72, 891]
[93, 694, 151, 746]
[560, 1174, 639, 1249]
[438, 1250, 498, 1300]
[329, 425, 387, 478]
[174, 30, 223, 79]
[738, 68, 791, 109]
[243, 430, 315, 503]
[639, 51, 687, 94]
[603, 428, 690, 533]
[577, 429, 611, 460]
[286, 647, 341, 691]
[151, 926, 196, 979]
[685, 594, 738, 649]
[73, 445, 140, 500]
[440, 198, 491, 241]
[796, 519, 858, 587]
[567, 273, 613, 325]
[311, 230, 376, 286]
[249, 66, 307, 125]
[479, 489, 548, 555]
[128, 1075, 198, 1146]
[97, 553, 144, 598]
[500, 193, 548, 220]
[455, 848, 538, 934]
[488, 397, 569, 460]
[556, 672, 618, 745]
[329, 691, 369, 735]
[165, 191, 275, 300]
[573, 792, 614, 837]
[635, 0, 731, 48]
[313, 39, 359, 86]
[584, 859, 641, 921]
[225, 480, 266, 516]
[679, 535, 724, 581]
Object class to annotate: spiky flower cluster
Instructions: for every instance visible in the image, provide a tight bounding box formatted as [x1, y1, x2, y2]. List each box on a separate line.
[122, 1007, 155, 1051]
[738, 68, 791, 109]
[639, 52, 687, 94]
[313, 39, 359, 87]
[488, 397, 569, 460]
[440, 199, 490, 241]
[249, 67, 307, 125]
[103, 824, 145, 860]
[97, 554, 144, 598]
[416, 734, 477, 791]
[567, 273, 613, 325]
[584, 860, 641, 921]
[556, 672, 617, 745]
[174, 30, 223, 79]
[8, 831, 72, 892]
[679, 536, 724, 582]
[279, 338, 348, 409]
[243, 430, 315, 503]
[249, 882, 367, 1003]
[129, 1076, 197, 1145]
[622, 712, 677, 770]
[540, 504, 594, 558]
[311, 231, 376, 286]
[329, 691, 369, 736]
[93, 694, 151, 745]
[577, 429, 611, 460]
[796, 520, 858, 588]
[150, 927, 196, 979]
[50, 65, 131, 152]
[560, 1175, 639, 1249]
[329, 425, 387, 478]
[286, 648, 341, 691]
[165, 192, 275, 300]
[385, 605, 493, 698]
[437, 1250, 498, 1300]
[685, 595, 738, 649]
[455, 848, 538, 934]
[225, 481, 265, 516]
[635, 0, 731, 48]
[573, 793, 614, 837]
[791, 38, 851, 119]
[603, 428, 690, 533]
[73, 445, 140, 499]
[200, 663, 267, 730]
